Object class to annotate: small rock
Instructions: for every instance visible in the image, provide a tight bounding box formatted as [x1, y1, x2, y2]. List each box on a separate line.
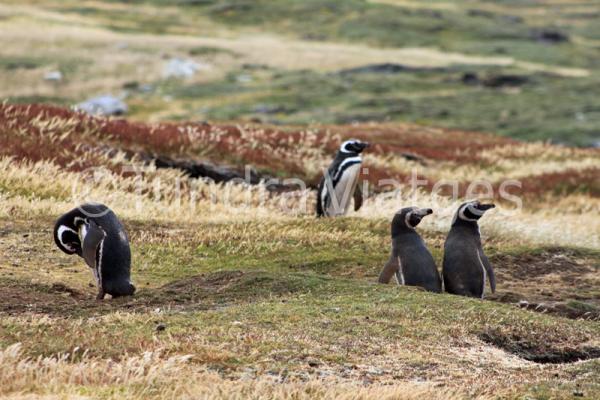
[232, 321, 243, 326]
[366, 366, 384, 375]
[575, 112, 586, 122]
[162, 58, 209, 79]
[236, 74, 253, 83]
[44, 71, 63, 82]
[75, 95, 128, 116]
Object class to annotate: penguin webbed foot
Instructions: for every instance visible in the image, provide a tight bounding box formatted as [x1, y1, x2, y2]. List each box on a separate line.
[96, 289, 105, 301]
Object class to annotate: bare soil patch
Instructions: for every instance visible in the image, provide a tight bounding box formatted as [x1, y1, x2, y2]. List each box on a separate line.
[0, 270, 314, 316]
[489, 248, 600, 320]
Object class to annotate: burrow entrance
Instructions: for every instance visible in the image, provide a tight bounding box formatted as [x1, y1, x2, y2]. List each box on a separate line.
[479, 329, 600, 364]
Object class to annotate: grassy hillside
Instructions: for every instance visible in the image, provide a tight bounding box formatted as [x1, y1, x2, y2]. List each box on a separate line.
[1, 0, 600, 145]
[1, 105, 599, 398]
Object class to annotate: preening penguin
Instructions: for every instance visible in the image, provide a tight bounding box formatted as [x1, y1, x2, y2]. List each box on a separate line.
[442, 200, 496, 299]
[54, 203, 135, 299]
[378, 207, 442, 293]
[316, 139, 369, 217]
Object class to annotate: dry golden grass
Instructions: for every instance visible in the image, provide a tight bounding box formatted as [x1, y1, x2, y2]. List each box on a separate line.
[1, 156, 598, 249]
[1, 342, 478, 400]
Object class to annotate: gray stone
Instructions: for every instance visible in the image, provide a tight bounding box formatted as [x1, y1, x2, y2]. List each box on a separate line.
[76, 95, 128, 116]
[44, 71, 63, 81]
[162, 58, 209, 79]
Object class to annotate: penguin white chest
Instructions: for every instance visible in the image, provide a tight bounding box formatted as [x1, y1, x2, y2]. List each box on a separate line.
[326, 163, 361, 216]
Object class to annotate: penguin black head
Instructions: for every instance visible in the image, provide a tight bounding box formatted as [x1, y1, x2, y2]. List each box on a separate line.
[391, 207, 433, 236]
[54, 214, 86, 256]
[452, 200, 495, 226]
[53, 203, 108, 256]
[339, 139, 369, 155]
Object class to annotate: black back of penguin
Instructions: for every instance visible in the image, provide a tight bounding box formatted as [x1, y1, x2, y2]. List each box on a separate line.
[379, 207, 441, 293]
[442, 200, 496, 298]
[54, 203, 135, 297]
[316, 139, 368, 217]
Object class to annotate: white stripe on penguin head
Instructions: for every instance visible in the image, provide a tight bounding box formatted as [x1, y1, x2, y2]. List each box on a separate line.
[57, 225, 78, 253]
[404, 209, 416, 229]
[467, 203, 485, 216]
[340, 140, 358, 153]
[458, 202, 481, 222]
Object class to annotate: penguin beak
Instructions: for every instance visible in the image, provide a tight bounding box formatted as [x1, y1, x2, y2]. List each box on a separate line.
[357, 142, 370, 151]
[416, 208, 433, 217]
[477, 203, 495, 211]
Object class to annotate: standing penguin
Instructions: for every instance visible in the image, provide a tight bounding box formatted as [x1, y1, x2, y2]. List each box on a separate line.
[53, 203, 135, 299]
[442, 200, 496, 299]
[316, 139, 369, 217]
[378, 207, 441, 293]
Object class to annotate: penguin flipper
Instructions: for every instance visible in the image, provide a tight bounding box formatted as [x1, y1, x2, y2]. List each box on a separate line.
[316, 178, 325, 217]
[479, 250, 496, 293]
[378, 256, 400, 284]
[353, 184, 363, 212]
[81, 220, 106, 271]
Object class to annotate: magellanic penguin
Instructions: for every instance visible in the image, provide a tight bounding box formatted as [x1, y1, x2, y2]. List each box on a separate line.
[442, 200, 496, 299]
[378, 207, 442, 293]
[53, 203, 135, 299]
[316, 139, 369, 217]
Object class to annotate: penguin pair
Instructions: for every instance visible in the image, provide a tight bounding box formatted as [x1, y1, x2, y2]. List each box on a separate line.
[316, 139, 369, 217]
[379, 200, 496, 299]
[53, 203, 135, 299]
